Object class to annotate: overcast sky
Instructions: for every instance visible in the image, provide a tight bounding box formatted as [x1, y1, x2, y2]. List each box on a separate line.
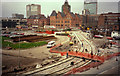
[1, 0, 120, 18]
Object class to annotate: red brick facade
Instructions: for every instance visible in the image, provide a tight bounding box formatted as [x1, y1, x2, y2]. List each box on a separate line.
[27, 14, 50, 27]
[50, 0, 82, 29]
[98, 13, 120, 31]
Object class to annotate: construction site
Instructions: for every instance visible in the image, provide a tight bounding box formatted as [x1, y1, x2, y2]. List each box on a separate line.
[1, 30, 120, 75]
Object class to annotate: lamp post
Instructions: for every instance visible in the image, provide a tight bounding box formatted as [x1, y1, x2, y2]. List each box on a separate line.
[18, 25, 21, 68]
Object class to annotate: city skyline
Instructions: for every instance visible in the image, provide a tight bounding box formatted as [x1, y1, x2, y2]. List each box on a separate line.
[1, 1, 119, 18]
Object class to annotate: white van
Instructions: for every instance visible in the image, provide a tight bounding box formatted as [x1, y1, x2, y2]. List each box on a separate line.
[111, 31, 120, 39]
[47, 41, 56, 48]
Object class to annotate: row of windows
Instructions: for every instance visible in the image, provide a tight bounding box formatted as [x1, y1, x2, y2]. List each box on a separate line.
[107, 20, 118, 22]
[107, 17, 119, 19]
[51, 21, 70, 23]
[56, 24, 70, 26]
[106, 23, 119, 25]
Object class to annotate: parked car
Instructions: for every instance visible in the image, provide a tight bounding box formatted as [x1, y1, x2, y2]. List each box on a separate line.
[47, 41, 56, 48]
[94, 35, 103, 38]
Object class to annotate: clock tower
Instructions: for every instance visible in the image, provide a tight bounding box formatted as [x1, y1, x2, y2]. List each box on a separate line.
[62, 0, 71, 15]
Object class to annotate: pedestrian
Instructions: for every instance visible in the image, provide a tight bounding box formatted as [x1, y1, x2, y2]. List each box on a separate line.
[110, 42, 112, 47]
[82, 43, 83, 47]
[69, 49, 71, 52]
[98, 49, 100, 52]
[70, 61, 74, 66]
[66, 52, 68, 58]
[74, 40, 76, 44]
[85, 49, 88, 52]
[116, 57, 118, 61]
[76, 50, 78, 53]
[91, 51, 93, 58]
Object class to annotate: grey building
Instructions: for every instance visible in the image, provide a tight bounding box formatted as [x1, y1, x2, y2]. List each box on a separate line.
[12, 13, 24, 19]
[82, 9, 90, 15]
[84, 0, 97, 15]
[26, 4, 41, 18]
[118, 1, 120, 13]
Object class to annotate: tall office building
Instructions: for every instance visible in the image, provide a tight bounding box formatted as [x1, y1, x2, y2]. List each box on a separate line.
[118, 1, 120, 13]
[62, 0, 71, 15]
[26, 4, 41, 18]
[84, 0, 97, 15]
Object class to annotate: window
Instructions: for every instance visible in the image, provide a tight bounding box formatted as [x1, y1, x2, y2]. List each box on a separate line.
[115, 26, 117, 29]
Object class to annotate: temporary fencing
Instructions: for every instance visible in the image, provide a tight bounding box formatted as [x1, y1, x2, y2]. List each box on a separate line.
[50, 43, 120, 76]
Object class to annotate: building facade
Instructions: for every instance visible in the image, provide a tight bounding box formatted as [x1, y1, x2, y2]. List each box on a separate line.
[2, 18, 27, 28]
[98, 12, 120, 32]
[27, 14, 50, 27]
[26, 4, 41, 18]
[12, 13, 24, 19]
[62, 0, 71, 15]
[80, 14, 99, 30]
[84, 0, 97, 15]
[50, 0, 82, 29]
[118, 1, 120, 13]
[82, 9, 90, 15]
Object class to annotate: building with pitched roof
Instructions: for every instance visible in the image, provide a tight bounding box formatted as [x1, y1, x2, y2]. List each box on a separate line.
[50, 0, 82, 29]
[27, 14, 50, 27]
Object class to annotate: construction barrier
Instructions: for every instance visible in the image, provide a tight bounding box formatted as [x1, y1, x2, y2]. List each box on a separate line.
[50, 50, 105, 62]
[50, 43, 120, 76]
[35, 31, 55, 34]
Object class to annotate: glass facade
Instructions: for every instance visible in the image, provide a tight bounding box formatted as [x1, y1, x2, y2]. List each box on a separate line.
[84, 2, 97, 15]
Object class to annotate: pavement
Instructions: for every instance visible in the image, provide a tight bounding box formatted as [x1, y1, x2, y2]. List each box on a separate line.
[76, 56, 120, 75]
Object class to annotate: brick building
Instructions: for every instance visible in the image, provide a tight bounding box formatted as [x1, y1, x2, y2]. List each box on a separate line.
[50, 0, 82, 29]
[98, 12, 120, 32]
[27, 14, 50, 27]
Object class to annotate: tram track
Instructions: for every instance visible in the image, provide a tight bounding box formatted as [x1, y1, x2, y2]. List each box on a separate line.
[24, 57, 74, 75]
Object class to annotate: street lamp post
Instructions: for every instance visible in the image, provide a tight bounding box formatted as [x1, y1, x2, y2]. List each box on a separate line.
[18, 25, 21, 68]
